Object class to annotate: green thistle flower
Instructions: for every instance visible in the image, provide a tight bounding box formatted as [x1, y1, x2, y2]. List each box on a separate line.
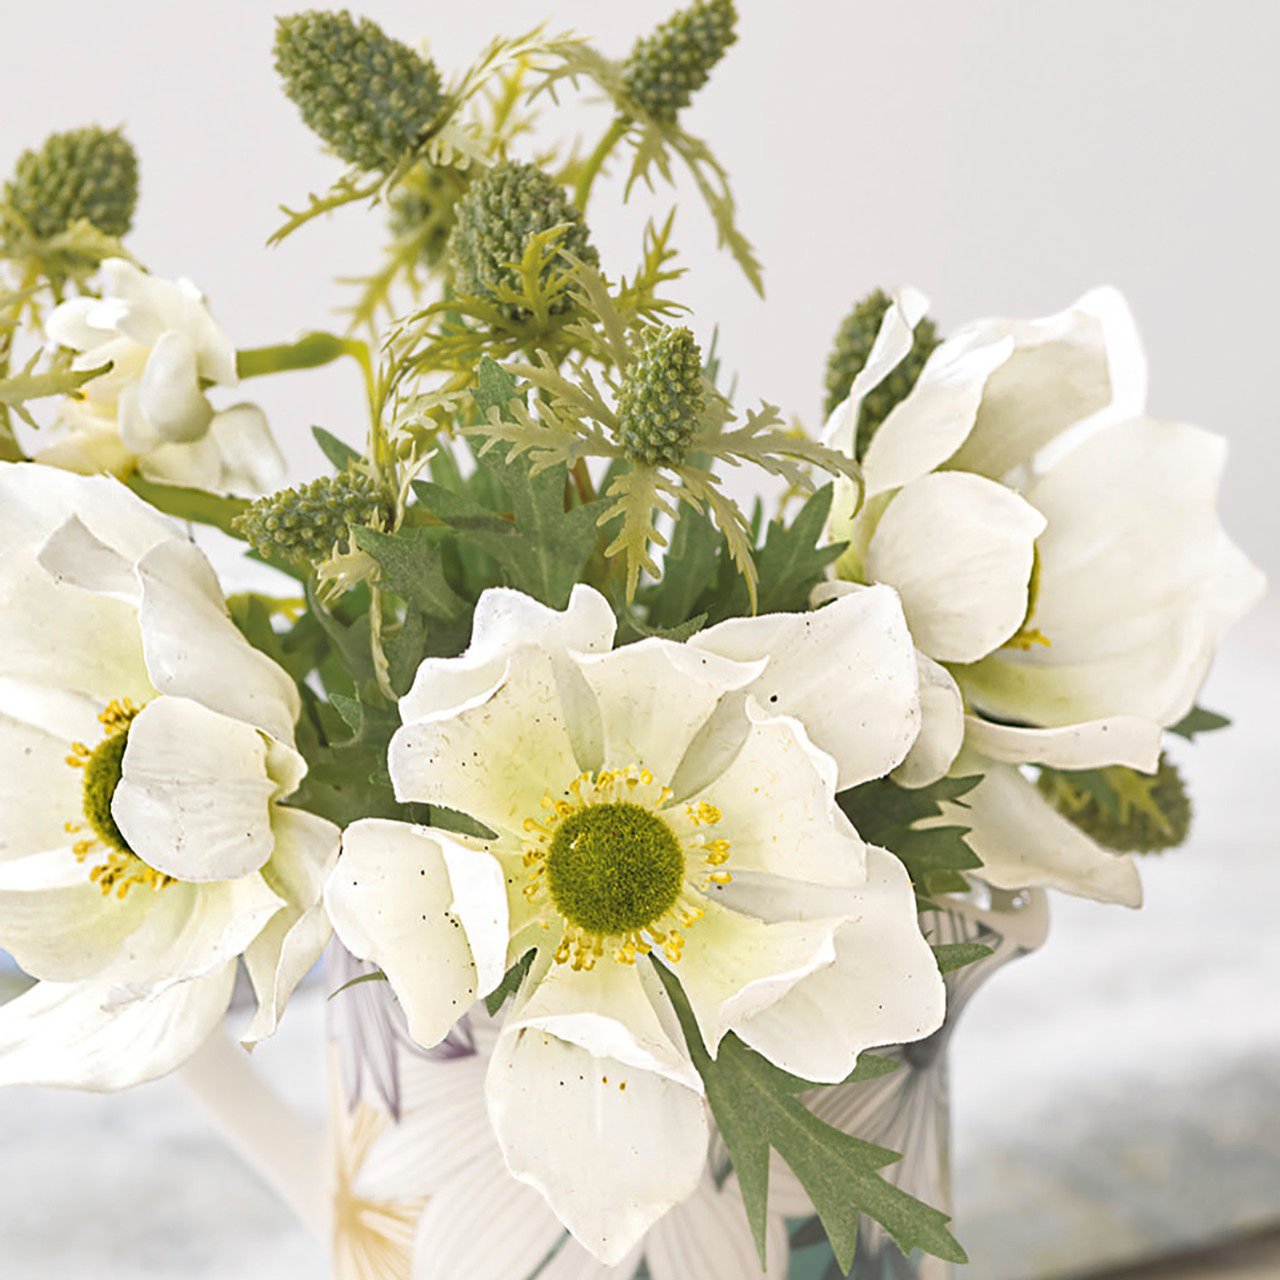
[447, 161, 597, 321]
[233, 468, 387, 565]
[1038, 755, 1191, 854]
[621, 0, 738, 123]
[616, 326, 707, 466]
[824, 289, 939, 460]
[388, 162, 464, 269]
[274, 10, 444, 172]
[6, 125, 138, 241]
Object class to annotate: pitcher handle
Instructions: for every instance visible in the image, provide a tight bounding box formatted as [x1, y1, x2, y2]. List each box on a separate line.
[178, 1026, 329, 1241]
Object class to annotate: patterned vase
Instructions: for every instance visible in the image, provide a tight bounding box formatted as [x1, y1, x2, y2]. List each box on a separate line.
[326, 890, 1046, 1280]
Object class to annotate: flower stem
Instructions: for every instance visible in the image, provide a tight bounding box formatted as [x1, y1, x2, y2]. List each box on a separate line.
[573, 116, 630, 212]
[236, 331, 370, 381]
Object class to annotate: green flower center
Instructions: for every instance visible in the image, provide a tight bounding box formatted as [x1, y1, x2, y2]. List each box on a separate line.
[67, 699, 174, 899]
[81, 728, 132, 854]
[544, 801, 685, 937]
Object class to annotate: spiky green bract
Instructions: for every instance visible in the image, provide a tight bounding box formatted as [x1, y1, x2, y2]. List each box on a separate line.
[388, 162, 464, 268]
[233, 469, 387, 565]
[274, 10, 444, 172]
[1038, 754, 1191, 853]
[616, 325, 706, 465]
[824, 289, 939, 459]
[6, 126, 138, 240]
[621, 0, 738, 123]
[447, 161, 597, 322]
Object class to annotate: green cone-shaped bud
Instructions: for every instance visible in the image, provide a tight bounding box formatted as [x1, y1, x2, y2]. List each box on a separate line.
[274, 10, 444, 172]
[1038, 755, 1192, 854]
[823, 289, 939, 460]
[388, 162, 464, 268]
[622, 0, 738, 123]
[233, 468, 386, 565]
[617, 326, 706, 466]
[6, 125, 138, 241]
[447, 161, 597, 321]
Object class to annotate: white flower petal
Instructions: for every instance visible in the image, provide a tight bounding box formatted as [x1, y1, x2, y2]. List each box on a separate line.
[37, 515, 139, 599]
[691, 702, 865, 887]
[821, 285, 931, 457]
[136, 538, 301, 745]
[948, 286, 1146, 480]
[0, 963, 235, 1090]
[948, 761, 1141, 906]
[325, 819, 485, 1047]
[575, 638, 763, 786]
[139, 330, 214, 443]
[893, 655, 964, 788]
[860, 328, 1016, 496]
[112, 696, 277, 882]
[412, 1151, 572, 1280]
[647, 1175, 789, 1280]
[400, 584, 616, 725]
[0, 711, 87, 861]
[391, 647, 580, 837]
[964, 714, 1161, 772]
[671, 900, 839, 1055]
[866, 472, 1046, 663]
[0, 849, 154, 981]
[240, 806, 340, 1046]
[46, 296, 115, 351]
[486, 1025, 708, 1265]
[136, 435, 225, 492]
[734, 847, 946, 1082]
[509, 958, 701, 1091]
[964, 418, 1266, 727]
[691, 584, 920, 791]
[209, 403, 286, 496]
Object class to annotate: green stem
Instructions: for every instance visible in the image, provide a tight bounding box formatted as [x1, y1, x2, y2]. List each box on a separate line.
[573, 116, 630, 212]
[236, 331, 371, 381]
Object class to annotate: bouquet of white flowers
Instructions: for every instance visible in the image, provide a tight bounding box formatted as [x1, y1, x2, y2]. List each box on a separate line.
[0, 5, 1264, 1278]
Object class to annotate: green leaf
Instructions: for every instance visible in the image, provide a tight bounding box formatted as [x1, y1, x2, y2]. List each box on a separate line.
[753, 484, 845, 615]
[484, 950, 535, 1017]
[0, 356, 110, 429]
[313, 424, 362, 471]
[643, 504, 722, 629]
[839, 776, 983, 904]
[654, 965, 966, 1273]
[237, 331, 360, 379]
[931, 942, 994, 975]
[327, 970, 388, 1000]
[1168, 706, 1231, 740]
[352, 525, 468, 620]
[122, 475, 249, 540]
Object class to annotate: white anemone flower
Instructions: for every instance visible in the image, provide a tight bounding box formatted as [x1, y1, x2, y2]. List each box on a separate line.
[823, 287, 1265, 905]
[327, 584, 945, 1264]
[41, 258, 284, 495]
[0, 463, 338, 1089]
[345, 1013, 790, 1280]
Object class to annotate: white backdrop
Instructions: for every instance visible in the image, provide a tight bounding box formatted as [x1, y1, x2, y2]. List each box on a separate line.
[1, 0, 1275, 575]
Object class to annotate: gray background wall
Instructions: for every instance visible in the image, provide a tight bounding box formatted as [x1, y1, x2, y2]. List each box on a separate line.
[1, 0, 1275, 577]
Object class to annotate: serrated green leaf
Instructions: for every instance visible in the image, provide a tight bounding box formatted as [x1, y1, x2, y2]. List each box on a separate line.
[1168, 706, 1231, 740]
[352, 525, 468, 620]
[931, 942, 994, 975]
[654, 965, 966, 1272]
[644, 504, 722, 628]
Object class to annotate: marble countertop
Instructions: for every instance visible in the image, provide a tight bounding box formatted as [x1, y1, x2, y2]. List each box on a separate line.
[0, 605, 1274, 1279]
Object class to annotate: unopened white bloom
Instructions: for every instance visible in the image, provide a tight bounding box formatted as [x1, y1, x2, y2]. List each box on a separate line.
[41, 258, 283, 495]
[348, 1013, 790, 1280]
[824, 287, 1264, 904]
[0, 463, 337, 1089]
[327, 584, 944, 1263]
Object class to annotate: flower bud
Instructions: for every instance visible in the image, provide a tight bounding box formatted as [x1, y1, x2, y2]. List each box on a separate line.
[617, 326, 706, 466]
[1038, 755, 1191, 854]
[233, 468, 386, 564]
[6, 125, 138, 240]
[824, 289, 939, 460]
[621, 0, 738, 123]
[447, 161, 597, 321]
[274, 10, 444, 172]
